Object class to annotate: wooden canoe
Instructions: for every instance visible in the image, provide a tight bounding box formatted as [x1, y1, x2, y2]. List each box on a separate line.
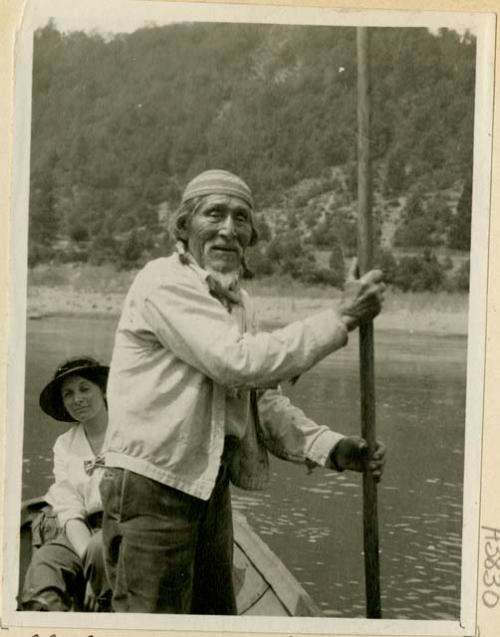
[19, 498, 322, 616]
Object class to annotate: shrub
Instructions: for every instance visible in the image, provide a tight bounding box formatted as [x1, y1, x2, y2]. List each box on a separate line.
[309, 219, 336, 247]
[384, 147, 407, 195]
[375, 248, 397, 285]
[266, 232, 339, 284]
[267, 233, 302, 265]
[393, 190, 447, 248]
[441, 255, 454, 271]
[246, 245, 275, 277]
[119, 231, 144, 269]
[254, 216, 272, 242]
[306, 267, 341, 286]
[28, 240, 56, 268]
[88, 233, 119, 265]
[392, 249, 444, 292]
[334, 215, 357, 252]
[328, 242, 346, 288]
[448, 175, 472, 250]
[452, 259, 470, 291]
[68, 221, 90, 243]
[281, 253, 316, 281]
[55, 245, 89, 263]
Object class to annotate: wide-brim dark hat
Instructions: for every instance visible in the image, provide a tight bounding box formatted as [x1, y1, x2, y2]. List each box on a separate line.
[39, 356, 109, 422]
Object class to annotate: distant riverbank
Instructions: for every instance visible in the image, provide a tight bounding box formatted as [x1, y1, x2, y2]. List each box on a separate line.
[27, 263, 468, 335]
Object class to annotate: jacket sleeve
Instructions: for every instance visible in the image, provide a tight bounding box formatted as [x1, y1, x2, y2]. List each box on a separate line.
[45, 436, 87, 526]
[257, 387, 344, 468]
[141, 271, 348, 389]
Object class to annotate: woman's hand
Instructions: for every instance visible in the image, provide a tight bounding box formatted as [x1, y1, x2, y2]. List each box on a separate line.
[339, 259, 385, 331]
[330, 436, 386, 482]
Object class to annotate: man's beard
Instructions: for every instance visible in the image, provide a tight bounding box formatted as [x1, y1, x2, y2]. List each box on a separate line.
[205, 266, 241, 293]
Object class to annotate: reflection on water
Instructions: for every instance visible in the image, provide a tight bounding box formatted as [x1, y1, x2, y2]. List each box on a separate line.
[232, 471, 462, 618]
[233, 329, 466, 620]
[22, 317, 466, 619]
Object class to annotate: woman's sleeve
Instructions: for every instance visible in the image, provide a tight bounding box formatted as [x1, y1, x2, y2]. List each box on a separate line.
[46, 436, 87, 526]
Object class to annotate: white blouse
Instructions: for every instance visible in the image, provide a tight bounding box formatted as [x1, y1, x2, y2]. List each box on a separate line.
[45, 425, 104, 527]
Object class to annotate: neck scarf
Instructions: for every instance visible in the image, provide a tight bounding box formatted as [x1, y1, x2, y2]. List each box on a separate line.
[176, 242, 241, 312]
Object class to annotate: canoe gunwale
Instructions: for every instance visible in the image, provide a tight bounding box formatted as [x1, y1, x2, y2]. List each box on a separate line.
[232, 511, 322, 617]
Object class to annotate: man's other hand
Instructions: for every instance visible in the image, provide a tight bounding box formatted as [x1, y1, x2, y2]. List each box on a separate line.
[330, 436, 386, 482]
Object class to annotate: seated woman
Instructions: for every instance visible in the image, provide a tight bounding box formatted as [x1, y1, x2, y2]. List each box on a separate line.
[21, 356, 111, 611]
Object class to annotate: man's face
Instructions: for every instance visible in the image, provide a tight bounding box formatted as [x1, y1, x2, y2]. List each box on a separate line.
[186, 194, 253, 274]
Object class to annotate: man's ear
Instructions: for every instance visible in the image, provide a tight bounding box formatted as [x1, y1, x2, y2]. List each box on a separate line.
[177, 218, 189, 241]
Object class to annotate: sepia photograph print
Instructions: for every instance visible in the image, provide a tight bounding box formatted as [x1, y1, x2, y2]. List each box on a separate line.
[1, 0, 496, 635]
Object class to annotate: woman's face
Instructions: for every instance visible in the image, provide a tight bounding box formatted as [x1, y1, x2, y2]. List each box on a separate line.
[61, 374, 106, 423]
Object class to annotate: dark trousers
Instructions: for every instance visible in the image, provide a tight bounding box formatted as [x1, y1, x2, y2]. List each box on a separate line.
[99, 465, 237, 614]
[22, 530, 109, 611]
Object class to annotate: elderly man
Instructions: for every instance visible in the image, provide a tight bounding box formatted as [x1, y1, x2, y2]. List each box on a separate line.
[100, 169, 386, 614]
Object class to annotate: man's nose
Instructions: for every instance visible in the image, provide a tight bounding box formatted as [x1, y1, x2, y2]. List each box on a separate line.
[218, 214, 236, 237]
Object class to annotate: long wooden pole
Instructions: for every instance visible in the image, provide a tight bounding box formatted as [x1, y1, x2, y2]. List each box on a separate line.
[356, 26, 382, 619]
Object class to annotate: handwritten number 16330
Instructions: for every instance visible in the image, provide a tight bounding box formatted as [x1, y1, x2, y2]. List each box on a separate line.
[482, 526, 500, 608]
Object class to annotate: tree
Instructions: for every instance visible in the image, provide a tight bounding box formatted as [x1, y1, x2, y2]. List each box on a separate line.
[89, 232, 118, 265]
[28, 148, 60, 265]
[328, 241, 345, 288]
[452, 259, 470, 291]
[384, 147, 407, 195]
[119, 230, 144, 269]
[246, 246, 275, 276]
[267, 233, 321, 283]
[448, 174, 472, 250]
[28, 22, 476, 265]
[68, 221, 90, 243]
[310, 217, 337, 247]
[394, 191, 437, 248]
[254, 215, 272, 242]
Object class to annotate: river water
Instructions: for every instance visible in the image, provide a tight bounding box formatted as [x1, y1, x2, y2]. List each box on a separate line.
[21, 316, 466, 619]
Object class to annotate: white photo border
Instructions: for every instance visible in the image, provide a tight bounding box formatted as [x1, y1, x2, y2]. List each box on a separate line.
[1, 1, 496, 635]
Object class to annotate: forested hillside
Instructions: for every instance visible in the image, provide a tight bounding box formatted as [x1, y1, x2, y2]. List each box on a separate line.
[29, 20, 475, 289]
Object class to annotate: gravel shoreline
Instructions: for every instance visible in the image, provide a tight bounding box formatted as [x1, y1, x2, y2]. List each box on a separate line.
[27, 286, 468, 335]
